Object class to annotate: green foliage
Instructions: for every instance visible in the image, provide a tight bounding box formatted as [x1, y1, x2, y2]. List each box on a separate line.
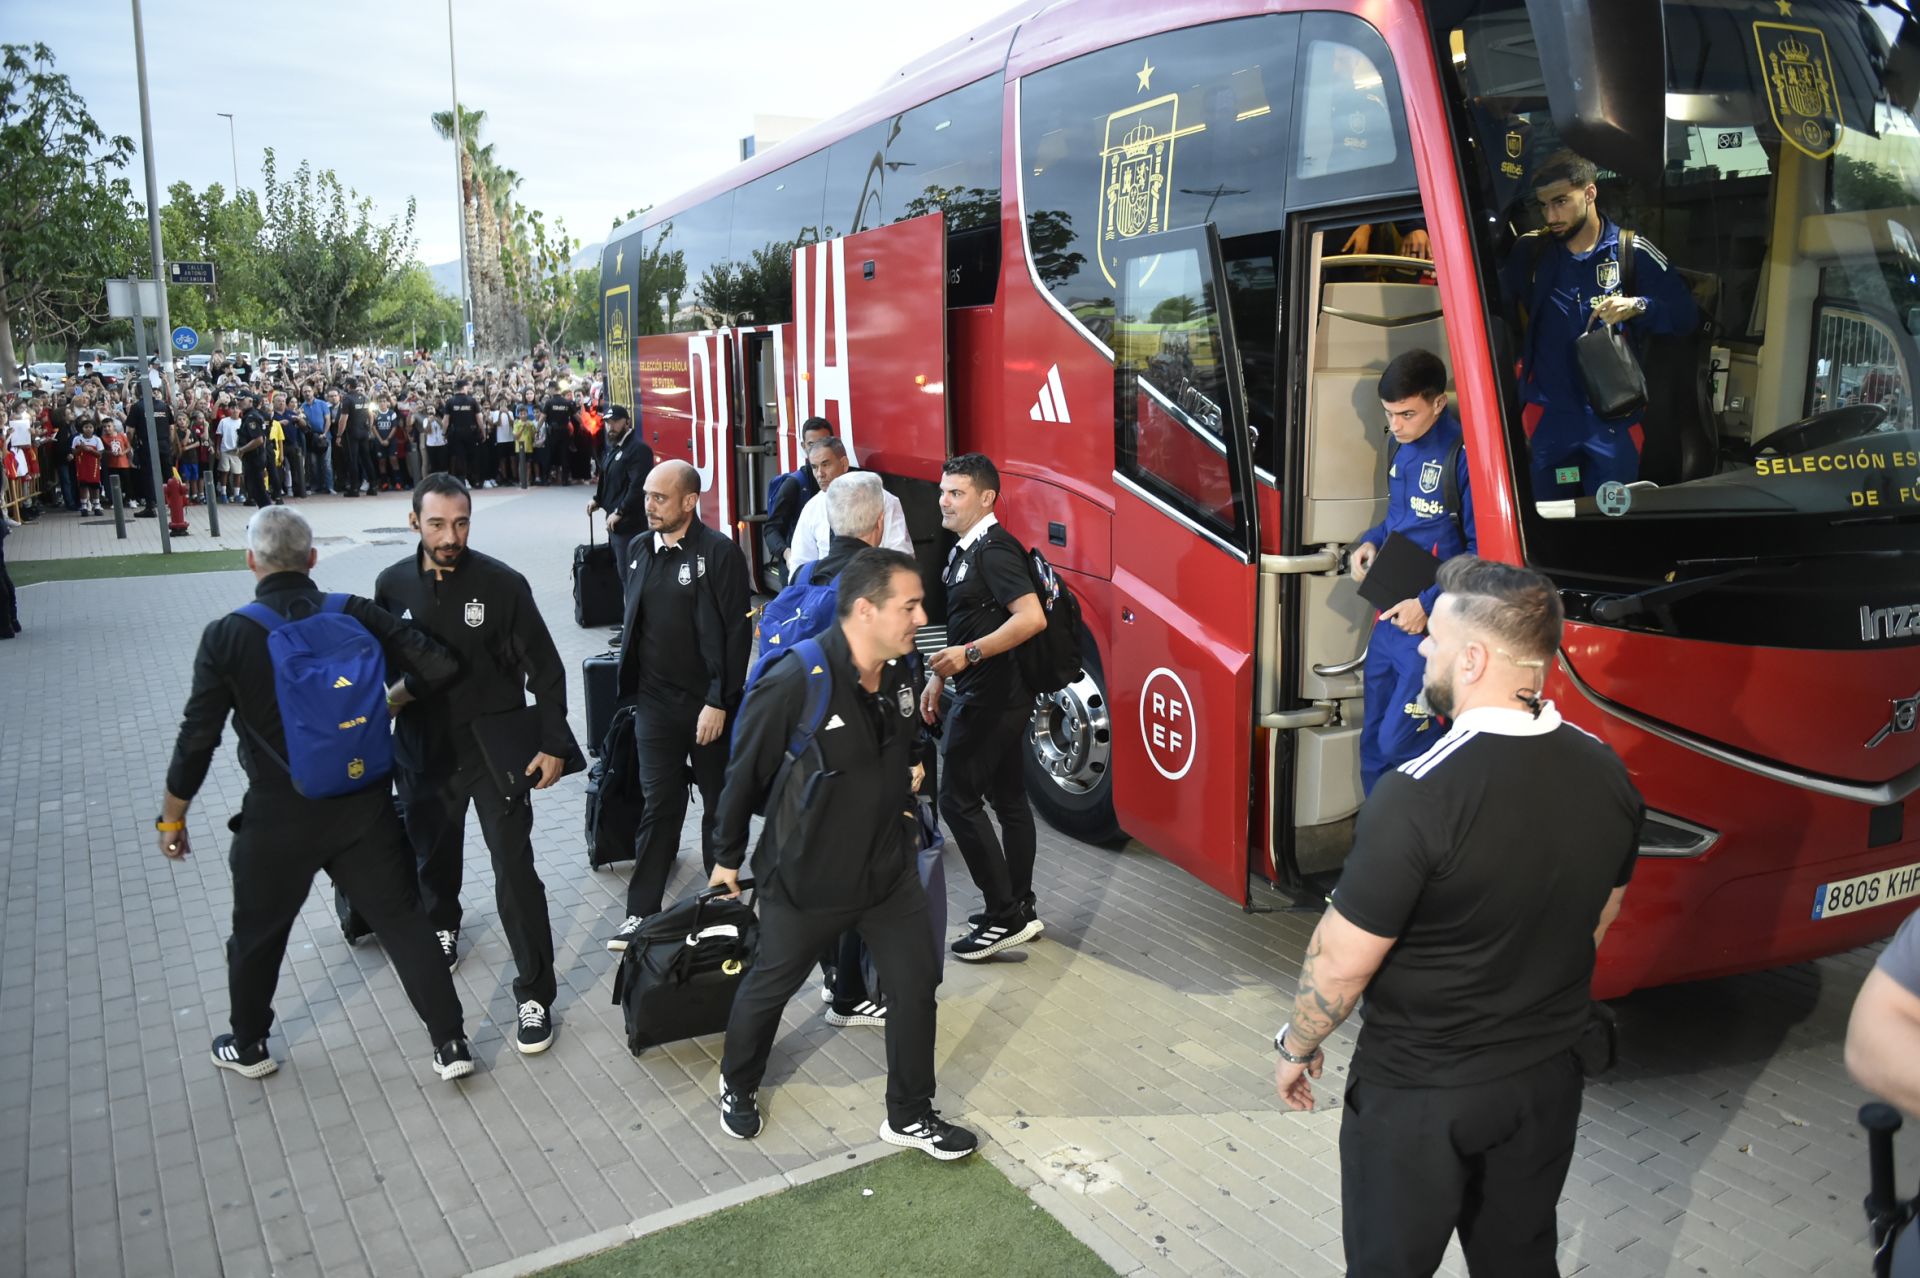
[693, 241, 793, 327]
[254, 148, 416, 355]
[518, 208, 580, 349]
[159, 178, 270, 339]
[0, 41, 143, 377]
[368, 261, 459, 349]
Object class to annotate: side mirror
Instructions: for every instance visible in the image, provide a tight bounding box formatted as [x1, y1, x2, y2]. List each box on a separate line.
[1525, 0, 1668, 185]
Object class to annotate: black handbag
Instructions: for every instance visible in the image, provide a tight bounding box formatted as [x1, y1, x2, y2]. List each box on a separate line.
[1576, 313, 1648, 421]
[610, 882, 759, 1054]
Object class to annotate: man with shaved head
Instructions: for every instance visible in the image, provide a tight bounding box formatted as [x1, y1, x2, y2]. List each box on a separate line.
[609, 459, 753, 948]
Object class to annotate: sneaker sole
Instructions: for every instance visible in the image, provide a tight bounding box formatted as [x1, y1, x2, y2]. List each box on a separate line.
[434, 1058, 475, 1082]
[824, 1011, 887, 1028]
[878, 1121, 976, 1161]
[607, 937, 633, 953]
[515, 1032, 554, 1055]
[210, 1052, 278, 1080]
[951, 918, 1045, 963]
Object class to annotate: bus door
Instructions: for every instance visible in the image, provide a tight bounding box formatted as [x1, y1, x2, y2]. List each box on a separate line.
[1106, 224, 1261, 902]
[1262, 216, 1446, 892]
[733, 325, 792, 585]
[791, 212, 950, 478]
[686, 329, 738, 532]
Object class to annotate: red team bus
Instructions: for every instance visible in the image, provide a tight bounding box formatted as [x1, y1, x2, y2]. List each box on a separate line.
[602, 0, 1920, 998]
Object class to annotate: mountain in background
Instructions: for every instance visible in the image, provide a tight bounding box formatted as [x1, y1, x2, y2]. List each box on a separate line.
[426, 241, 604, 296]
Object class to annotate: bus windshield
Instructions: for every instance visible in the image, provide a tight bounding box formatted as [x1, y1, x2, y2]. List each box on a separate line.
[1433, 0, 1920, 603]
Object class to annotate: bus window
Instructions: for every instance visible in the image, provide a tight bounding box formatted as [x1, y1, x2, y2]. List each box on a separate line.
[655, 193, 736, 332]
[823, 122, 890, 240]
[883, 74, 1004, 305]
[1288, 14, 1416, 204]
[1018, 14, 1298, 342]
[1437, 0, 1919, 647]
[724, 152, 829, 328]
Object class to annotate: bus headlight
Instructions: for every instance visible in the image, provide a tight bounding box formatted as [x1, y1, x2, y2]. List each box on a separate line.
[1638, 810, 1719, 858]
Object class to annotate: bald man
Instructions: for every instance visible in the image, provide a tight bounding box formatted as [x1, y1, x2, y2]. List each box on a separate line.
[608, 460, 754, 947]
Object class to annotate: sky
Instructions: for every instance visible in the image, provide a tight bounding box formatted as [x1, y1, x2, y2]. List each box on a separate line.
[14, 0, 1021, 269]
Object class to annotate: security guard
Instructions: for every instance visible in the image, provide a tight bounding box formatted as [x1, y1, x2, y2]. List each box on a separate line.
[159, 505, 475, 1083]
[608, 459, 753, 948]
[585, 404, 654, 586]
[233, 391, 272, 508]
[1501, 149, 1696, 499]
[1350, 349, 1476, 793]
[709, 548, 977, 1161]
[372, 472, 579, 1055]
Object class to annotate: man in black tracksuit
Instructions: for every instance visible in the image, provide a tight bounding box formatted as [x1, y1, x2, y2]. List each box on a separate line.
[372, 473, 579, 1054]
[158, 504, 475, 1082]
[235, 392, 273, 509]
[441, 379, 483, 484]
[707, 548, 977, 1160]
[541, 387, 580, 487]
[339, 379, 378, 497]
[608, 459, 752, 947]
[584, 404, 654, 585]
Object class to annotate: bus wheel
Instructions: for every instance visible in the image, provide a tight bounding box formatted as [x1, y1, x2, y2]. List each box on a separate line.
[1022, 663, 1122, 844]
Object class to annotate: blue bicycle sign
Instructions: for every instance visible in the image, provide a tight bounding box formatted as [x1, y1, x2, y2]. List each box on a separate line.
[171, 325, 198, 353]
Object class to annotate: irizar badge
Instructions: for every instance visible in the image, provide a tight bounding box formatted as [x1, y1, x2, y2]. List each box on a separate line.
[463, 600, 484, 628]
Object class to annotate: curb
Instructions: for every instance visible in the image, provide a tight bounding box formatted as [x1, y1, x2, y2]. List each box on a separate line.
[465, 1139, 898, 1278]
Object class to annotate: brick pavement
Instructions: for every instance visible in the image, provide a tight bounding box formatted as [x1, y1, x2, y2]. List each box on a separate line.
[0, 483, 1912, 1277]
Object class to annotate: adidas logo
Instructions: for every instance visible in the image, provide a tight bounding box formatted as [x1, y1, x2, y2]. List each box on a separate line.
[1028, 364, 1071, 423]
[824, 714, 846, 730]
[332, 676, 353, 689]
[400, 608, 413, 620]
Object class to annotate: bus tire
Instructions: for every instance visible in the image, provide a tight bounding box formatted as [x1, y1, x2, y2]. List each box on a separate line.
[1021, 642, 1123, 845]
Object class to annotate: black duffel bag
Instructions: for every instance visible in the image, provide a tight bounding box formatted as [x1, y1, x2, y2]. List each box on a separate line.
[584, 705, 643, 868]
[611, 881, 758, 1054]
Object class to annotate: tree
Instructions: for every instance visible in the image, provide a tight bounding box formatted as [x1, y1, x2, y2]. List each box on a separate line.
[160, 178, 270, 345]
[254, 149, 416, 355]
[367, 261, 459, 350]
[562, 265, 600, 351]
[0, 42, 140, 385]
[430, 103, 526, 358]
[517, 209, 581, 351]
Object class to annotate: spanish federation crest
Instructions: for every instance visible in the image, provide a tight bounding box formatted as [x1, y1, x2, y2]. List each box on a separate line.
[897, 685, 915, 718]
[1098, 93, 1180, 286]
[1597, 258, 1621, 292]
[1754, 21, 1843, 160]
[463, 600, 485, 628]
[1419, 458, 1444, 495]
[678, 562, 693, 586]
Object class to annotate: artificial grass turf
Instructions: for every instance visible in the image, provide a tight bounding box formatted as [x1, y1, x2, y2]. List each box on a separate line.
[535, 1150, 1116, 1278]
[8, 549, 247, 586]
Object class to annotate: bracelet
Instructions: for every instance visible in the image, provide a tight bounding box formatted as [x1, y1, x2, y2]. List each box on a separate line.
[1273, 1024, 1322, 1065]
[154, 818, 184, 832]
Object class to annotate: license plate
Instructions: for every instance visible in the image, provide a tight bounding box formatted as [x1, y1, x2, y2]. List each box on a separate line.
[1812, 861, 1920, 920]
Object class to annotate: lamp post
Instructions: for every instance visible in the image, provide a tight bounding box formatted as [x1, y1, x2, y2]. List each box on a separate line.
[215, 112, 239, 194]
[446, 0, 472, 358]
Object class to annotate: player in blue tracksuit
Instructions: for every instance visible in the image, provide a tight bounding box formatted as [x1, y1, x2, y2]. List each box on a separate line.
[1351, 350, 1476, 793]
[1500, 150, 1696, 501]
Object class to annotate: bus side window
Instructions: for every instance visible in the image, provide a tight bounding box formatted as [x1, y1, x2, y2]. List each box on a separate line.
[1287, 14, 1414, 206]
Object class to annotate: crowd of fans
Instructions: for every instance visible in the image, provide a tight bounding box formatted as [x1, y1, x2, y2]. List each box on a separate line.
[1, 344, 608, 526]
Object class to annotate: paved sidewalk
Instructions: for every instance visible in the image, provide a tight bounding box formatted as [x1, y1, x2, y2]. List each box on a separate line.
[0, 483, 1910, 1277]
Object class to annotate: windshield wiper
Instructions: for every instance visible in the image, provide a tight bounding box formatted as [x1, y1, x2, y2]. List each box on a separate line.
[1589, 561, 1790, 623]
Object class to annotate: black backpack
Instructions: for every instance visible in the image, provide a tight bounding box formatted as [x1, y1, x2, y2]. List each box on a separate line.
[1012, 543, 1085, 695]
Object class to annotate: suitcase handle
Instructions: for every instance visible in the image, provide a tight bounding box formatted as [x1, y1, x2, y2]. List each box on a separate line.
[689, 878, 756, 933]
[588, 511, 597, 548]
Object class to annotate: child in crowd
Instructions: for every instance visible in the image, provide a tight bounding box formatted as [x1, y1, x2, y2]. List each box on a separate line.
[72, 415, 104, 514]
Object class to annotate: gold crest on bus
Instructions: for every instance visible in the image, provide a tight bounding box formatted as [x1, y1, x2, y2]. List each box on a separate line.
[605, 284, 634, 411]
[1098, 93, 1179, 286]
[1754, 21, 1844, 160]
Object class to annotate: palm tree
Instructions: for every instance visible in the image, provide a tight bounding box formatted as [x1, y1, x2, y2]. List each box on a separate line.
[429, 104, 525, 356]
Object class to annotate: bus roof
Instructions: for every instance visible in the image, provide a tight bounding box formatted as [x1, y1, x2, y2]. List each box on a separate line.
[607, 0, 1048, 248]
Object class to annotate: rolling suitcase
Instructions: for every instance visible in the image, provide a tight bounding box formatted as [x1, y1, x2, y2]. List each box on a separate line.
[611, 882, 759, 1054]
[573, 515, 623, 628]
[582, 648, 625, 756]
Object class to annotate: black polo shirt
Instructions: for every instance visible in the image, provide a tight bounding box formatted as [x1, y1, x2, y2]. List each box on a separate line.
[634, 533, 708, 703]
[340, 392, 373, 441]
[442, 392, 480, 444]
[941, 516, 1035, 709]
[1330, 703, 1643, 1088]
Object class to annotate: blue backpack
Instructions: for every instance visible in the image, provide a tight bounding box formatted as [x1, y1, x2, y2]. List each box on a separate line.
[746, 560, 839, 691]
[234, 594, 393, 798]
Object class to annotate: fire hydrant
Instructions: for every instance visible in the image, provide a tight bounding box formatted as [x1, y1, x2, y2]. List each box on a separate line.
[164, 468, 190, 536]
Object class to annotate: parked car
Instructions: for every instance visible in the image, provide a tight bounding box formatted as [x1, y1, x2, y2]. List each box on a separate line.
[184, 354, 212, 372]
[25, 362, 67, 389]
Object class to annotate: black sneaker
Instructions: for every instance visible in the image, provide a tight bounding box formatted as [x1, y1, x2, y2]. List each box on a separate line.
[951, 916, 1043, 962]
[880, 1112, 978, 1161]
[515, 1000, 553, 1054]
[607, 915, 643, 953]
[433, 1038, 475, 1081]
[436, 928, 459, 971]
[825, 998, 888, 1028]
[719, 1079, 762, 1140]
[210, 1034, 276, 1079]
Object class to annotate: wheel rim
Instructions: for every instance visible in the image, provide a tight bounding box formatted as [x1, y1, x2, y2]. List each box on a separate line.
[1027, 671, 1111, 797]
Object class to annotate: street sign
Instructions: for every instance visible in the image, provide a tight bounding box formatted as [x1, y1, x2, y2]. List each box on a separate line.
[105, 279, 163, 320]
[171, 325, 198, 353]
[168, 261, 215, 286]
[464, 321, 475, 350]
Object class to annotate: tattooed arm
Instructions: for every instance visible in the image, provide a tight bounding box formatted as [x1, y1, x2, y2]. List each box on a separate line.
[1275, 905, 1396, 1112]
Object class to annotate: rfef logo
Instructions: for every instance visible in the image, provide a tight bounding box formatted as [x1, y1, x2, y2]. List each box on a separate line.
[1139, 667, 1197, 781]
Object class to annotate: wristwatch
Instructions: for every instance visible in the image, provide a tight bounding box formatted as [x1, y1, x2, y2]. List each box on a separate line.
[1273, 1024, 1321, 1064]
[964, 644, 983, 665]
[1631, 296, 1650, 315]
